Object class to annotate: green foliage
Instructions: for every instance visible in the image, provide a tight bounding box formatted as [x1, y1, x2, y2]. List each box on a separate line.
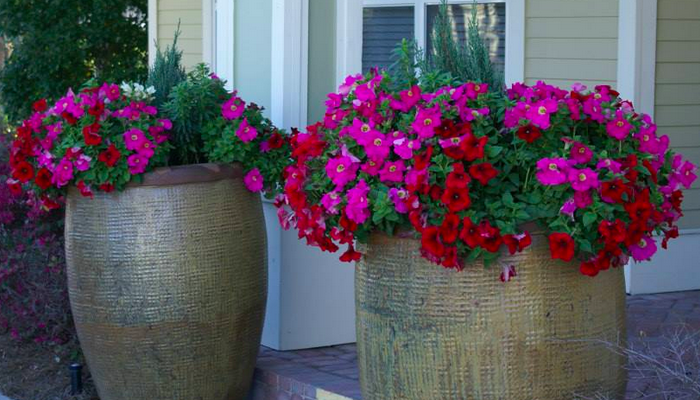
[162, 64, 229, 165]
[389, 0, 504, 92]
[0, 0, 148, 124]
[146, 25, 186, 110]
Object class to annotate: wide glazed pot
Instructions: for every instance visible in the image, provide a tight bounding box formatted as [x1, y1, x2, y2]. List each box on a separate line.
[356, 233, 627, 400]
[65, 163, 267, 400]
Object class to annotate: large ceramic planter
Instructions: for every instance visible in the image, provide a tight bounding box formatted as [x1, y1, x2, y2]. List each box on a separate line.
[65, 163, 267, 400]
[356, 233, 627, 400]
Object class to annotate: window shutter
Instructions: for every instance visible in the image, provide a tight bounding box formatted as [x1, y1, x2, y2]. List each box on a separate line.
[426, 3, 506, 72]
[362, 6, 415, 73]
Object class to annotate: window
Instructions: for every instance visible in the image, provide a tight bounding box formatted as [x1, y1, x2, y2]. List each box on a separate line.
[336, 0, 524, 85]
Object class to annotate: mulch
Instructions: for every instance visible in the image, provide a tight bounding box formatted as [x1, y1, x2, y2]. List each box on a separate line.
[0, 334, 98, 400]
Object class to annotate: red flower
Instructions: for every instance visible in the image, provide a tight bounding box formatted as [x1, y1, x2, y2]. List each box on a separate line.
[459, 217, 481, 248]
[446, 163, 471, 189]
[88, 101, 105, 117]
[6, 179, 22, 196]
[266, 132, 285, 150]
[34, 167, 53, 190]
[440, 214, 460, 244]
[600, 179, 628, 203]
[339, 213, 358, 232]
[12, 161, 34, 183]
[33, 99, 47, 113]
[625, 191, 652, 222]
[98, 144, 121, 167]
[441, 246, 463, 270]
[469, 163, 498, 185]
[502, 231, 532, 255]
[61, 111, 77, 125]
[461, 134, 488, 161]
[339, 244, 362, 262]
[409, 210, 425, 232]
[516, 125, 541, 143]
[421, 226, 445, 257]
[598, 219, 626, 244]
[83, 124, 103, 146]
[441, 186, 471, 213]
[548, 232, 575, 262]
[429, 185, 444, 201]
[76, 181, 94, 198]
[624, 220, 648, 247]
[479, 221, 503, 253]
[99, 183, 115, 193]
[580, 261, 599, 277]
[413, 146, 433, 170]
[670, 190, 683, 213]
[662, 226, 679, 249]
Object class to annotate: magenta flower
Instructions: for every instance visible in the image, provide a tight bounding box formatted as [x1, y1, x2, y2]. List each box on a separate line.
[52, 158, 74, 188]
[74, 154, 92, 172]
[244, 168, 264, 192]
[459, 105, 489, 122]
[570, 142, 592, 164]
[127, 153, 148, 175]
[393, 137, 420, 160]
[635, 126, 669, 155]
[236, 118, 258, 142]
[389, 188, 410, 214]
[606, 111, 633, 140]
[676, 160, 697, 189]
[560, 198, 576, 217]
[379, 160, 406, 183]
[37, 151, 54, 169]
[629, 236, 657, 261]
[526, 99, 558, 129]
[222, 96, 246, 120]
[362, 132, 391, 160]
[574, 190, 592, 208]
[138, 140, 155, 158]
[536, 158, 569, 185]
[596, 158, 622, 174]
[338, 74, 362, 96]
[360, 159, 383, 176]
[412, 107, 441, 139]
[350, 118, 380, 143]
[321, 191, 342, 214]
[100, 83, 121, 102]
[326, 155, 358, 189]
[583, 99, 605, 123]
[123, 128, 147, 151]
[568, 168, 599, 192]
[354, 82, 376, 103]
[565, 98, 582, 120]
[345, 179, 370, 224]
[465, 82, 488, 99]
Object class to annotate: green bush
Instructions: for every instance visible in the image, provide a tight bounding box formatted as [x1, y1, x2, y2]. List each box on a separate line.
[0, 1, 148, 124]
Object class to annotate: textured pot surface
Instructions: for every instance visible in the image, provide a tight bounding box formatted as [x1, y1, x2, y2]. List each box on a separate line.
[65, 164, 267, 400]
[356, 233, 627, 400]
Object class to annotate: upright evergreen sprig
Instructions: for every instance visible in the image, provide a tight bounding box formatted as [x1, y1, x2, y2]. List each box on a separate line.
[146, 23, 187, 110]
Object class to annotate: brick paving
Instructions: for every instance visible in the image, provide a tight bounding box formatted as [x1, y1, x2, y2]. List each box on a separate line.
[247, 290, 700, 400]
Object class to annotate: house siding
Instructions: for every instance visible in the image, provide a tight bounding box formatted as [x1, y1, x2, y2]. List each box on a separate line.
[157, 0, 204, 70]
[524, 0, 619, 88]
[655, 0, 700, 229]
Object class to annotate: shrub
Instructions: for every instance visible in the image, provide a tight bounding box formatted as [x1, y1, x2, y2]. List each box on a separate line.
[146, 26, 187, 110]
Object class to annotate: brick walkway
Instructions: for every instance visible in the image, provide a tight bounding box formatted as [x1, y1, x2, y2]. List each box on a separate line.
[248, 290, 700, 400]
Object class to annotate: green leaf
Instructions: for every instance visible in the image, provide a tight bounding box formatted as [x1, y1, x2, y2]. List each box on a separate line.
[583, 212, 597, 227]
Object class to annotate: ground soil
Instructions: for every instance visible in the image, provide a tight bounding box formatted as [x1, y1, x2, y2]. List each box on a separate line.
[0, 334, 98, 400]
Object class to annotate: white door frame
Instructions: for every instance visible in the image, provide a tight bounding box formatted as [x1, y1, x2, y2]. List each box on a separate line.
[205, 0, 235, 90]
[335, 0, 525, 86]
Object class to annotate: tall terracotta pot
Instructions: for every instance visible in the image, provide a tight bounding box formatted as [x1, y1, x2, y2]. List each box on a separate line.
[65, 163, 267, 400]
[356, 233, 627, 400]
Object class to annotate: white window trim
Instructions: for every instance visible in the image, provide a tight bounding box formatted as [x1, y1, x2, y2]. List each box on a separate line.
[617, 0, 657, 118]
[335, 0, 525, 86]
[204, 0, 235, 90]
[147, 0, 158, 66]
[271, 0, 309, 130]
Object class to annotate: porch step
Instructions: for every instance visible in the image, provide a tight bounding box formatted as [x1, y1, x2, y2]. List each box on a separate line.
[247, 344, 361, 400]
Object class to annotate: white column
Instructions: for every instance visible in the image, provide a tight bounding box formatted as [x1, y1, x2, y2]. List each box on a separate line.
[148, 0, 158, 66]
[336, 0, 364, 85]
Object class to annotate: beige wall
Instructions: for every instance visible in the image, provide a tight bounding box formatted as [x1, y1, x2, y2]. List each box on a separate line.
[655, 0, 700, 228]
[524, 0, 619, 88]
[157, 0, 204, 70]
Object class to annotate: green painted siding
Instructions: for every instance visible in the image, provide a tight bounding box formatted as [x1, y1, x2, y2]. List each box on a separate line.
[234, 0, 272, 111]
[655, 0, 700, 229]
[308, 0, 337, 124]
[524, 0, 618, 88]
[157, 0, 204, 70]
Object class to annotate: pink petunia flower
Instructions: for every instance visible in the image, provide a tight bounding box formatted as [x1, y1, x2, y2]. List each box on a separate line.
[236, 118, 258, 142]
[596, 158, 622, 174]
[526, 99, 558, 129]
[536, 158, 569, 185]
[388, 188, 410, 214]
[244, 168, 264, 192]
[568, 168, 599, 192]
[123, 128, 147, 151]
[583, 99, 605, 123]
[393, 137, 421, 160]
[560, 198, 576, 217]
[570, 142, 593, 164]
[222, 96, 246, 120]
[326, 155, 359, 189]
[321, 191, 342, 214]
[379, 160, 406, 183]
[52, 158, 74, 188]
[346, 179, 370, 224]
[606, 110, 633, 140]
[676, 160, 698, 189]
[127, 153, 148, 175]
[459, 105, 489, 122]
[412, 107, 442, 139]
[629, 236, 658, 261]
[360, 159, 383, 176]
[362, 131, 391, 160]
[74, 154, 92, 172]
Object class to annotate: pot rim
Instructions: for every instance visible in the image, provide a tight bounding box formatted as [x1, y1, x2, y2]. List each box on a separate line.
[126, 162, 244, 188]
